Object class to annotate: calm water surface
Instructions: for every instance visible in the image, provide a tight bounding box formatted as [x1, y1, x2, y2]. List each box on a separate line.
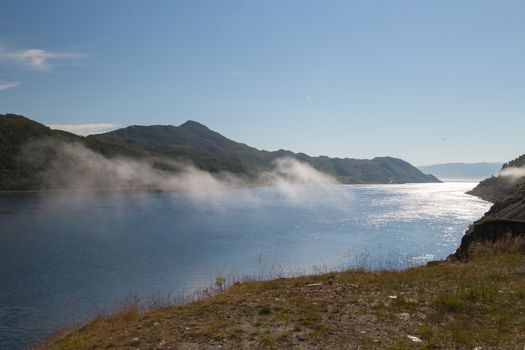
[0, 182, 490, 348]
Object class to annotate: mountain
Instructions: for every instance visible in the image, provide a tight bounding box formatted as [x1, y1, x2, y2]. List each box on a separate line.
[467, 154, 525, 202]
[0, 114, 78, 190]
[0, 114, 152, 190]
[451, 154, 525, 260]
[90, 121, 440, 184]
[0, 114, 440, 190]
[417, 162, 502, 181]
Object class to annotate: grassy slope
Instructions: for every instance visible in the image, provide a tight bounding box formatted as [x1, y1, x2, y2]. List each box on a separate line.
[41, 251, 525, 349]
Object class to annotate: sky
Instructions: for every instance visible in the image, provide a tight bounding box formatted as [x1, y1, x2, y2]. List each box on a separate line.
[0, 0, 524, 165]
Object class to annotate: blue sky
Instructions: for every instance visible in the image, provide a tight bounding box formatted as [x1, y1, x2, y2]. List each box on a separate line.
[0, 1, 524, 165]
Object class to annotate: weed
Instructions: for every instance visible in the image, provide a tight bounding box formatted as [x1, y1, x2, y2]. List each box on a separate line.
[215, 273, 226, 292]
[258, 306, 272, 316]
[416, 325, 433, 340]
[438, 293, 461, 313]
[465, 283, 497, 301]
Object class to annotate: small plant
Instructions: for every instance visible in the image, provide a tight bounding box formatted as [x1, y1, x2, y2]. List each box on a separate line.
[439, 293, 461, 313]
[258, 306, 272, 315]
[466, 283, 497, 301]
[450, 321, 471, 346]
[215, 273, 226, 292]
[416, 325, 433, 339]
[226, 327, 244, 340]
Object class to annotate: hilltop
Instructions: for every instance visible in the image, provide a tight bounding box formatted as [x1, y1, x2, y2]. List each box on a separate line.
[0, 114, 439, 190]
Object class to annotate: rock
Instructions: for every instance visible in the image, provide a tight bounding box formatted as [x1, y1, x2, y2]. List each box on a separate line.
[512, 266, 525, 275]
[407, 335, 422, 342]
[397, 313, 410, 321]
[449, 218, 525, 261]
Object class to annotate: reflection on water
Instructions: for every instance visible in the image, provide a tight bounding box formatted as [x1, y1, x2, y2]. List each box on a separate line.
[0, 182, 490, 349]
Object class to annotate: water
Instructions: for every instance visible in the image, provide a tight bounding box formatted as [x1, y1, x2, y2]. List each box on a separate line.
[0, 182, 489, 349]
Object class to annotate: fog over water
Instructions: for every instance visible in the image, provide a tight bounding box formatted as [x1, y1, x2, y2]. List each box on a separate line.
[21, 140, 338, 195]
[0, 182, 490, 349]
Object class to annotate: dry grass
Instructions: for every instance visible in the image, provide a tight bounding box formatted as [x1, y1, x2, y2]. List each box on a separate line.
[39, 251, 525, 349]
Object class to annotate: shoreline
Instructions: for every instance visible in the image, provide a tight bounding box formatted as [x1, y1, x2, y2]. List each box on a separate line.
[38, 249, 525, 349]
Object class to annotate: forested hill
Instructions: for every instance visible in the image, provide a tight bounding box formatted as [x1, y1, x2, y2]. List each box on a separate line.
[468, 154, 525, 203]
[0, 114, 439, 190]
[91, 120, 439, 184]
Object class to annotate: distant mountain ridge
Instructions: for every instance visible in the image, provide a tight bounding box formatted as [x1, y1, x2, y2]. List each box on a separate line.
[0, 114, 440, 190]
[418, 162, 502, 181]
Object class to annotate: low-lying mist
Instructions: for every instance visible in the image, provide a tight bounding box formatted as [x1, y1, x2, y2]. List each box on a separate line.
[500, 166, 525, 181]
[21, 139, 348, 206]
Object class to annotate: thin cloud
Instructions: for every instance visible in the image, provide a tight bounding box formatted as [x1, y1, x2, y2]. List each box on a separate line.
[47, 123, 118, 136]
[0, 81, 21, 91]
[0, 48, 86, 70]
[231, 69, 245, 77]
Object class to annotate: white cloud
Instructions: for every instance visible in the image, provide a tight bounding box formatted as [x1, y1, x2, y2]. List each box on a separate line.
[47, 123, 118, 136]
[0, 81, 21, 91]
[0, 48, 86, 70]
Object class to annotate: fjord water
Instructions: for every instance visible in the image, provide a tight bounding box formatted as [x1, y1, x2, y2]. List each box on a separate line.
[0, 182, 489, 348]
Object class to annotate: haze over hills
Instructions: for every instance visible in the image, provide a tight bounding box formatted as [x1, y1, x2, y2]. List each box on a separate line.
[0, 114, 439, 191]
[417, 162, 502, 181]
